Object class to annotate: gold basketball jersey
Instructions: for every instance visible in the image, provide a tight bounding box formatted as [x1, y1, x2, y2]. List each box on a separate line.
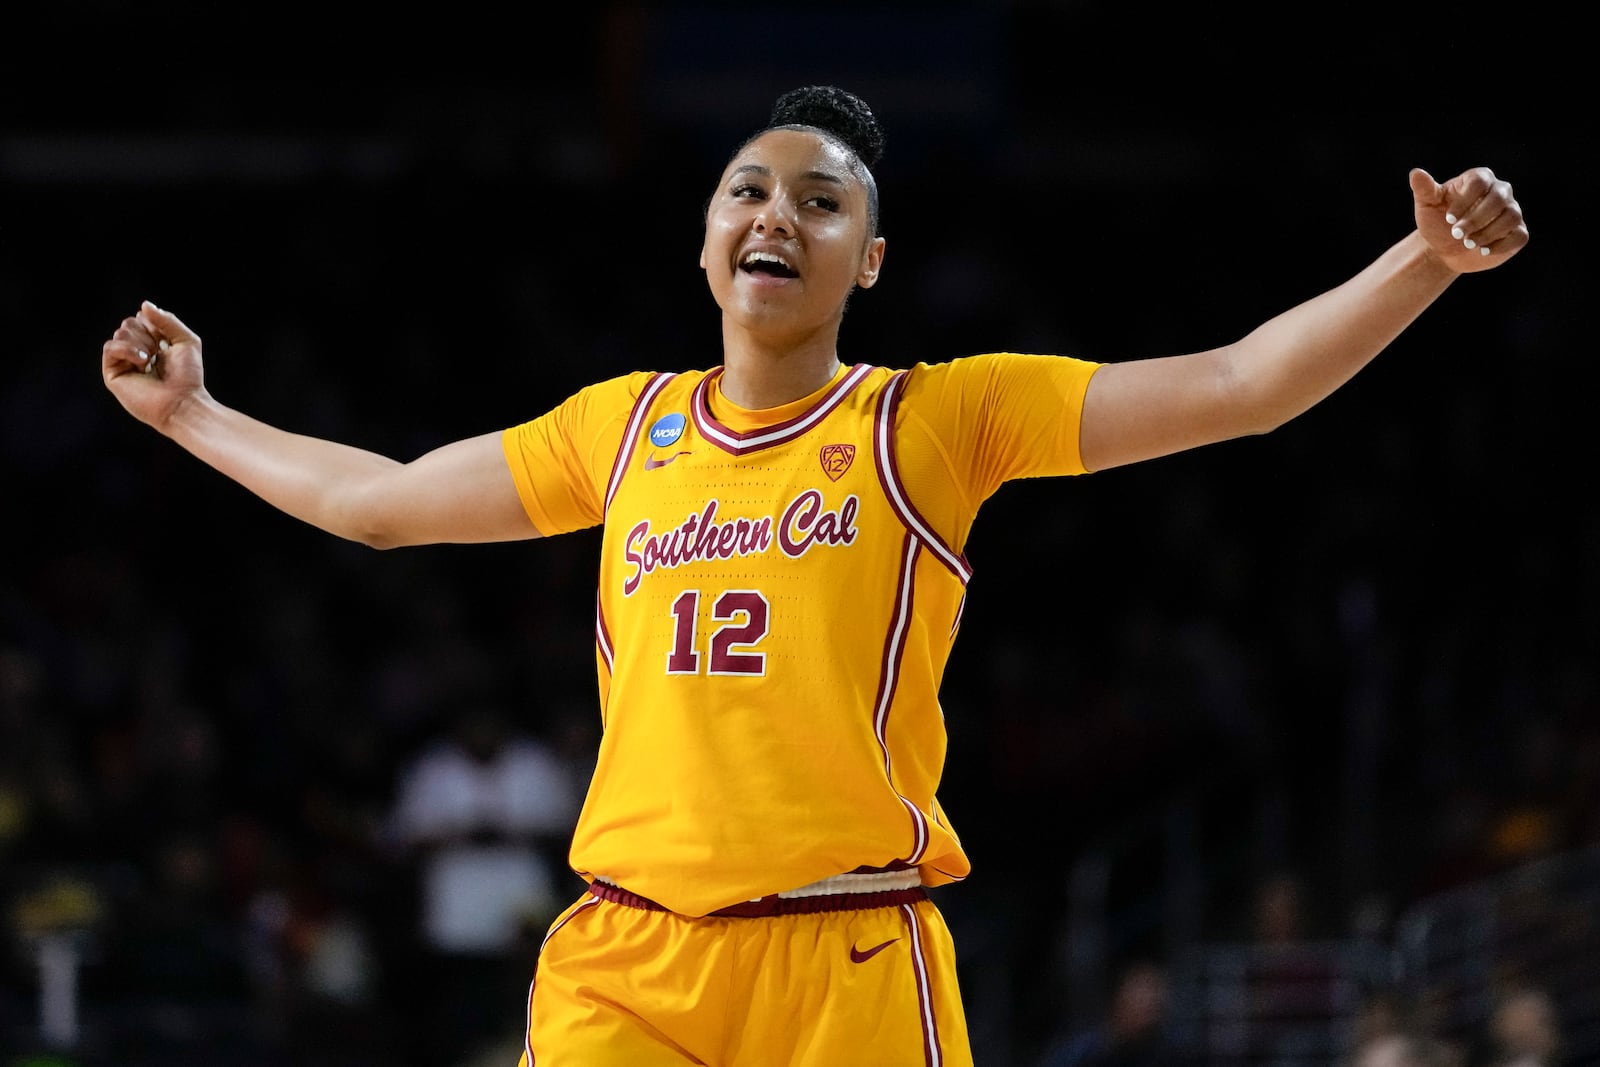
[572, 364, 973, 916]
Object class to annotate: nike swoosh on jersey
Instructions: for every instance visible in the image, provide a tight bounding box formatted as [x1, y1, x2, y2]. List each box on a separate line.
[850, 938, 899, 963]
[643, 451, 692, 471]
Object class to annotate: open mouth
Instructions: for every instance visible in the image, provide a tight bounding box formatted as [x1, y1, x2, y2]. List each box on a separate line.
[740, 250, 799, 279]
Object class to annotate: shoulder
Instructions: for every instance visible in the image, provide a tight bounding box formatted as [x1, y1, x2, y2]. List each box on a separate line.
[903, 352, 1102, 383]
[592, 367, 720, 413]
[577, 369, 680, 410]
[883, 353, 1093, 413]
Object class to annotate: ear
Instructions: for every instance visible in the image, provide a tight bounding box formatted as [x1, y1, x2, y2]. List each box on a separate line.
[856, 236, 886, 289]
[699, 194, 715, 271]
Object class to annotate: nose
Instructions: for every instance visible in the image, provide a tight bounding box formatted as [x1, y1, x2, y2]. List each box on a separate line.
[753, 193, 796, 237]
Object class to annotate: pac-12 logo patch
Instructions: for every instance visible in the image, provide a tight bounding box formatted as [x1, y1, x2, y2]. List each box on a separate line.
[648, 413, 686, 447]
[819, 443, 855, 481]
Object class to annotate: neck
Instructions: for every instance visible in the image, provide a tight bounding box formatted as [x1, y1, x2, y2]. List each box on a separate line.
[717, 315, 843, 409]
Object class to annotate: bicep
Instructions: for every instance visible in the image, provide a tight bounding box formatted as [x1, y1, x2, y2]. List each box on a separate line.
[354, 430, 543, 547]
[1078, 348, 1257, 472]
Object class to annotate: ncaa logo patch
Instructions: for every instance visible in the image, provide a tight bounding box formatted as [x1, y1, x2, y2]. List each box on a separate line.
[648, 413, 686, 447]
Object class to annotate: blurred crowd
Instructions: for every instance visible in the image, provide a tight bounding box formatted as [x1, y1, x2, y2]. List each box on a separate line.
[3, 5, 1589, 1065]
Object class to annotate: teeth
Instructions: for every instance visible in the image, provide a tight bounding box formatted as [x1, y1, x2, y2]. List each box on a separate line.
[743, 250, 793, 271]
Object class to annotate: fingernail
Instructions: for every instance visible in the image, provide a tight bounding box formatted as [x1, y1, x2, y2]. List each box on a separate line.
[159, 340, 170, 352]
[1450, 226, 1464, 240]
[137, 350, 149, 362]
[1463, 238, 1476, 250]
[1479, 245, 1492, 257]
[1445, 213, 1458, 225]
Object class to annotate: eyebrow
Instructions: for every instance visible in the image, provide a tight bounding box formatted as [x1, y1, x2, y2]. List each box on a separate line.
[730, 164, 846, 185]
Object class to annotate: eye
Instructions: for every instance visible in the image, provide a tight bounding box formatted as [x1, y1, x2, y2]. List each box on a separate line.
[804, 195, 840, 212]
[731, 183, 766, 200]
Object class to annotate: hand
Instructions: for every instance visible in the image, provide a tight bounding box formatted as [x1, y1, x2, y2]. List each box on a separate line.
[101, 301, 206, 431]
[1410, 166, 1528, 274]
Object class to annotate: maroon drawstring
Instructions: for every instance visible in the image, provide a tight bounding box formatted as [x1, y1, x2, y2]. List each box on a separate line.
[588, 880, 927, 918]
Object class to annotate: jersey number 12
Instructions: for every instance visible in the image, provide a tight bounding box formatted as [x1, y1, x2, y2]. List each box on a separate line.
[666, 589, 770, 676]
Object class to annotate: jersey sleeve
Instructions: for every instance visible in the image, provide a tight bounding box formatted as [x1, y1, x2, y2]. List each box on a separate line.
[894, 352, 1103, 551]
[500, 372, 656, 536]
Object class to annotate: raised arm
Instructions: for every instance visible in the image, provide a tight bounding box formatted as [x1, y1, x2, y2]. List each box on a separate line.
[1078, 166, 1528, 473]
[101, 302, 542, 548]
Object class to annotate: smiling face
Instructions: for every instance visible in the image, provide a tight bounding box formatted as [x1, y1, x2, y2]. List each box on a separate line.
[700, 128, 885, 346]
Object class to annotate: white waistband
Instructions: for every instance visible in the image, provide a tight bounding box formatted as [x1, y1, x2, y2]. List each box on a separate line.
[595, 867, 923, 900]
[777, 868, 923, 898]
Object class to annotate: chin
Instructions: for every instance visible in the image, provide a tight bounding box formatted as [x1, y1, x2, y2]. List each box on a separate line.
[738, 301, 824, 334]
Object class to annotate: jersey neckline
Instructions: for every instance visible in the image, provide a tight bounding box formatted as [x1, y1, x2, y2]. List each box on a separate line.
[692, 364, 875, 456]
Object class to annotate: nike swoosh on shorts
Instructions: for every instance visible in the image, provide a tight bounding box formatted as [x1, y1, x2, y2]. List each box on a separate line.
[850, 938, 899, 963]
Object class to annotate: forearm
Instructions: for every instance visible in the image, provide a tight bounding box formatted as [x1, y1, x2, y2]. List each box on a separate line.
[164, 390, 405, 545]
[1225, 230, 1458, 432]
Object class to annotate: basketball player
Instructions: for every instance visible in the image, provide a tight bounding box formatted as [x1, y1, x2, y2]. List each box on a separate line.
[100, 86, 1528, 1065]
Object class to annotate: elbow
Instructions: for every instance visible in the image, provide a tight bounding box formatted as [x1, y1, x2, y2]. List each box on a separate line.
[347, 524, 410, 551]
[1241, 406, 1290, 438]
[314, 524, 396, 550]
[354, 532, 402, 551]
[326, 497, 406, 550]
[1243, 390, 1328, 438]
[1216, 355, 1287, 439]
[1218, 349, 1313, 439]
[325, 477, 422, 550]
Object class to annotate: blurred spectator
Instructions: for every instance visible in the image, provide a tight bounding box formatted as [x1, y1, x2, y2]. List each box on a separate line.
[1345, 987, 1467, 1067]
[1243, 871, 1346, 1062]
[1349, 987, 1410, 1051]
[94, 829, 260, 1059]
[1254, 870, 1312, 946]
[384, 699, 583, 1065]
[1350, 1030, 1460, 1067]
[1469, 984, 1565, 1067]
[1484, 718, 1570, 870]
[237, 825, 390, 1064]
[1034, 959, 1174, 1067]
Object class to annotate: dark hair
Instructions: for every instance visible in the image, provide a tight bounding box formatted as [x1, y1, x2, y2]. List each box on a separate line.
[767, 85, 886, 170]
[719, 85, 885, 237]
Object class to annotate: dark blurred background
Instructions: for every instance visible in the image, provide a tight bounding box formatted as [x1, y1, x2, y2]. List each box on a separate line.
[2, 3, 1592, 1066]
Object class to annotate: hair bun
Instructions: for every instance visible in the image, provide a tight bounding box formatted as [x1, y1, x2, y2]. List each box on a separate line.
[769, 85, 885, 169]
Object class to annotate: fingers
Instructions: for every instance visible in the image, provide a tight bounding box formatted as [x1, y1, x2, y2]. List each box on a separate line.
[1440, 166, 1524, 258]
[136, 300, 200, 345]
[104, 300, 199, 384]
[1408, 167, 1442, 206]
[106, 314, 161, 374]
[102, 336, 155, 382]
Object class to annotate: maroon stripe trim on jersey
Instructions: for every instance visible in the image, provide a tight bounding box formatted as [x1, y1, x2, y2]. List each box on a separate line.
[899, 796, 929, 866]
[950, 591, 967, 640]
[525, 894, 602, 1066]
[872, 533, 930, 866]
[926, 812, 969, 885]
[595, 592, 614, 675]
[901, 901, 944, 1067]
[874, 370, 972, 584]
[604, 371, 677, 516]
[690, 363, 873, 456]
